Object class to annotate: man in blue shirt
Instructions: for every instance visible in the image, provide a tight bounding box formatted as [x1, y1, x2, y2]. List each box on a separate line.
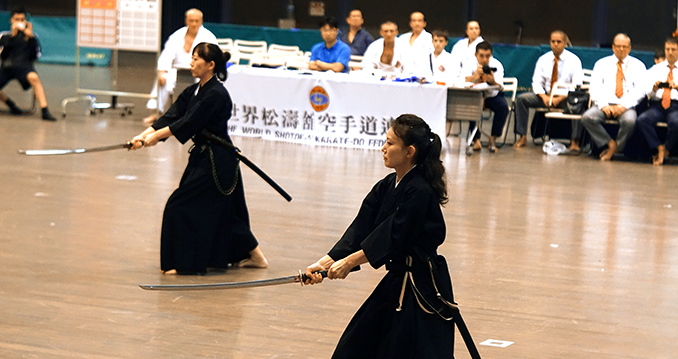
[309, 17, 351, 73]
[338, 9, 374, 56]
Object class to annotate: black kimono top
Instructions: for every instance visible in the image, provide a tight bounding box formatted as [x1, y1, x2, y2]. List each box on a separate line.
[328, 166, 446, 270]
[152, 75, 232, 144]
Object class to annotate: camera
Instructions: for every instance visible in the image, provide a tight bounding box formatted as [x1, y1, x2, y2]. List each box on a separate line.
[658, 82, 671, 89]
[482, 65, 497, 74]
[16, 21, 25, 31]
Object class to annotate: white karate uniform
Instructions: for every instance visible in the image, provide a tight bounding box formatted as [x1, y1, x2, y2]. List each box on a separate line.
[360, 38, 406, 74]
[398, 30, 434, 78]
[449, 36, 485, 75]
[431, 50, 455, 83]
[147, 26, 218, 112]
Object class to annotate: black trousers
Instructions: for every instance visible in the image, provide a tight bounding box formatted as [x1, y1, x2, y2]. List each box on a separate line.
[468, 92, 510, 138]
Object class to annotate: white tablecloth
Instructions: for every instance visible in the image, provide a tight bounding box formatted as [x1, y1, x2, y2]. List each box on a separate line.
[223, 66, 447, 150]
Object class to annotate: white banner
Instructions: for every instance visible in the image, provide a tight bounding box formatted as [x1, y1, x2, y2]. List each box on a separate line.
[224, 67, 447, 150]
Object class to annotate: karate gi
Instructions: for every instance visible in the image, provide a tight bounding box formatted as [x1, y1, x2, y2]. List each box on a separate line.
[147, 26, 218, 112]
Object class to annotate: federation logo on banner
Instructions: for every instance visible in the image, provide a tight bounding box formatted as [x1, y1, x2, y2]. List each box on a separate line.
[310, 86, 329, 112]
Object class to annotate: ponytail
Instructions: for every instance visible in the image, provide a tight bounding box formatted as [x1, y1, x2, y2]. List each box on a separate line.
[390, 114, 448, 205]
[193, 42, 231, 81]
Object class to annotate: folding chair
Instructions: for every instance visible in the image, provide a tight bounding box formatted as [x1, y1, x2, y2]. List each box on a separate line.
[541, 69, 593, 145]
[217, 38, 233, 53]
[466, 78, 518, 149]
[494, 77, 518, 147]
[446, 86, 502, 156]
[268, 44, 301, 56]
[348, 55, 363, 71]
[231, 40, 268, 66]
[285, 55, 309, 70]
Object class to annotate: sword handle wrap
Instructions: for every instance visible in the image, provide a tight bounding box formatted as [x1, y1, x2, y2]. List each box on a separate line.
[126, 140, 145, 150]
[300, 269, 328, 283]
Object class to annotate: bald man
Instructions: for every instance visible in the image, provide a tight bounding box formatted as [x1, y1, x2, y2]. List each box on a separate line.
[513, 30, 583, 148]
[359, 21, 405, 73]
[398, 12, 433, 78]
[143, 8, 218, 124]
[581, 33, 646, 161]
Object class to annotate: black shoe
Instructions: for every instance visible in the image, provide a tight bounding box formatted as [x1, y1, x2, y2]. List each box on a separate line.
[6, 99, 23, 115]
[42, 108, 57, 121]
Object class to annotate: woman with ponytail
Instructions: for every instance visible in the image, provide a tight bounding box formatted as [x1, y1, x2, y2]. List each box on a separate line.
[305, 114, 463, 358]
[129, 42, 268, 274]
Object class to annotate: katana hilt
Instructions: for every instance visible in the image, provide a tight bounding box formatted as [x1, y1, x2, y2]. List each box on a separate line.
[125, 140, 145, 150]
[299, 269, 328, 285]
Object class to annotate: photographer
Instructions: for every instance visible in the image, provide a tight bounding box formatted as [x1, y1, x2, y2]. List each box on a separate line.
[635, 36, 678, 165]
[0, 7, 56, 121]
[458, 41, 508, 152]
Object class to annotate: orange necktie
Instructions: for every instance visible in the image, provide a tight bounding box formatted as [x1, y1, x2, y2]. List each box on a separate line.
[662, 65, 673, 109]
[615, 60, 624, 98]
[550, 57, 559, 91]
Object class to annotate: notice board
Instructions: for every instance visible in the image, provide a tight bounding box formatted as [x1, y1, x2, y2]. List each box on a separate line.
[77, 0, 161, 52]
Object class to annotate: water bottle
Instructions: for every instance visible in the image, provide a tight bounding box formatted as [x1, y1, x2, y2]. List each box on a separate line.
[286, 0, 295, 19]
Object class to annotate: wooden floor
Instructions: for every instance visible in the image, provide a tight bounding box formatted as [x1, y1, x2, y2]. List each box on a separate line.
[1, 60, 678, 359]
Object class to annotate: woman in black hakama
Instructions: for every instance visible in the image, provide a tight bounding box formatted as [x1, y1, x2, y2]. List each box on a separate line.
[130, 43, 268, 274]
[306, 114, 463, 358]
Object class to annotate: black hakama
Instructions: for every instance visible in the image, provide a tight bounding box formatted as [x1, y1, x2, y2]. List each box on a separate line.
[152, 76, 258, 274]
[327, 166, 457, 359]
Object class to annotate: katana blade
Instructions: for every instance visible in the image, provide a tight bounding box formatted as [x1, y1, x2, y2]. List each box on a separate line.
[18, 142, 133, 156]
[139, 270, 327, 291]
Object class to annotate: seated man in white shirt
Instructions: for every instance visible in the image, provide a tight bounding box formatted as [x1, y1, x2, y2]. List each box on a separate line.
[359, 21, 403, 73]
[398, 11, 433, 79]
[449, 21, 484, 79]
[430, 29, 455, 84]
[458, 41, 509, 152]
[142, 8, 218, 124]
[581, 33, 647, 161]
[513, 30, 583, 148]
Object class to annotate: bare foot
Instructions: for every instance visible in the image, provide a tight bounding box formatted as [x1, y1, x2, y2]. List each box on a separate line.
[162, 269, 177, 275]
[653, 146, 668, 166]
[600, 141, 617, 161]
[569, 139, 580, 152]
[652, 153, 663, 165]
[237, 246, 269, 268]
[513, 135, 527, 148]
[488, 136, 497, 153]
[472, 139, 482, 151]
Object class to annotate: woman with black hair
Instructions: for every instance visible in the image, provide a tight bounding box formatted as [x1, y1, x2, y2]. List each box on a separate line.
[130, 42, 267, 274]
[305, 114, 460, 358]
